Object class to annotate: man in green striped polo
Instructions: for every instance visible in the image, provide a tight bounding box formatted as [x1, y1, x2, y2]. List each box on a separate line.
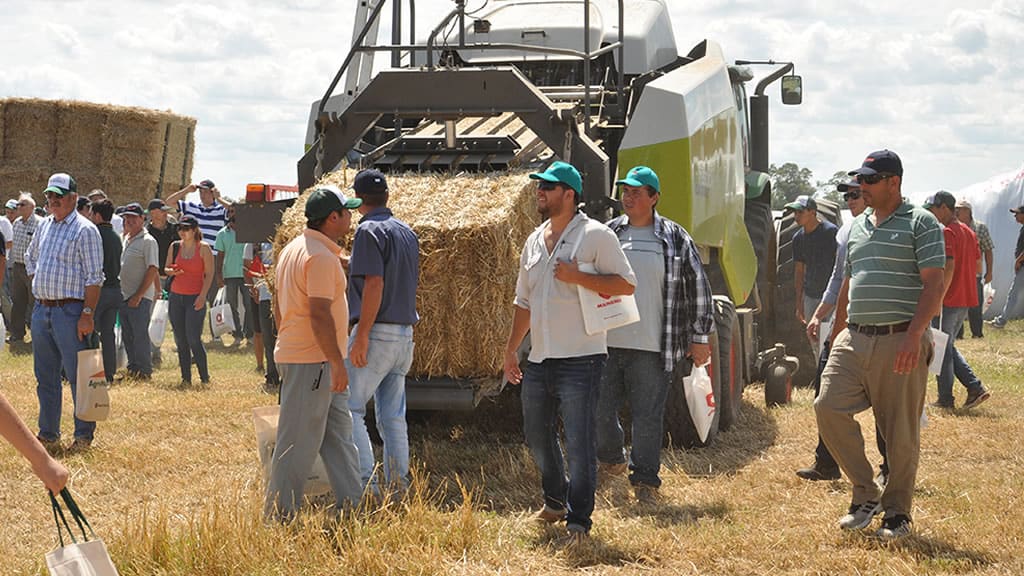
[814, 150, 946, 540]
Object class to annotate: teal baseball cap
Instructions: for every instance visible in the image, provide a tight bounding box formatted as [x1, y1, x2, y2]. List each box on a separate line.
[615, 165, 660, 193]
[529, 161, 583, 197]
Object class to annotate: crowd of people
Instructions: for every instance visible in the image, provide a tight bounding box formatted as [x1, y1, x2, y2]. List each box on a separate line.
[2, 156, 1022, 544]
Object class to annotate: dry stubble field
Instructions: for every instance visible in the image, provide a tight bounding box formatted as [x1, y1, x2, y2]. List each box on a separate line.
[1, 322, 1022, 575]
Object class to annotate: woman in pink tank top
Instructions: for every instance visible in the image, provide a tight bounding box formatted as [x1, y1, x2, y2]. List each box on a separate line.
[164, 215, 214, 385]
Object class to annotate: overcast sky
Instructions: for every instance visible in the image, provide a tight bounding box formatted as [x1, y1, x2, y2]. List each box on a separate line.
[2, 0, 1022, 201]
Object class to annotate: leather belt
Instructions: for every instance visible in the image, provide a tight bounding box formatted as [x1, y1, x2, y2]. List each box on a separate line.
[847, 321, 911, 336]
[39, 298, 84, 307]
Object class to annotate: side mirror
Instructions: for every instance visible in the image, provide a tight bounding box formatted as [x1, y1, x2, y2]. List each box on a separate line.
[781, 75, 802, 105]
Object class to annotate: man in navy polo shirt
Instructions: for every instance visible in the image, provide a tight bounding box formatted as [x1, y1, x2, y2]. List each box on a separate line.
[785, 194, 838, 341]
[340, 169, 420, 493]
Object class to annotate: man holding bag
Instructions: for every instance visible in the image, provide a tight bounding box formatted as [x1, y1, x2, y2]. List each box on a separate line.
[118, 203, 160, 380]
[503, 161, 636, 542]
[26, 173, 104, 454]
[596, 166, 713, 503]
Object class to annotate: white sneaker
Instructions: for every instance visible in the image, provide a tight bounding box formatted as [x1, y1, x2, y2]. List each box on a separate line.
[839, 500, 881, 530]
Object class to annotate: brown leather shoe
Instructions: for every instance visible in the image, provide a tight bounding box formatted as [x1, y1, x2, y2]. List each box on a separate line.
[536, 505, 566, 523]
[795, 462, 841, 481]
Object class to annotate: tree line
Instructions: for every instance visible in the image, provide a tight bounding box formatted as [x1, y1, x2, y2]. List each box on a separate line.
[769, 163, 848, 210]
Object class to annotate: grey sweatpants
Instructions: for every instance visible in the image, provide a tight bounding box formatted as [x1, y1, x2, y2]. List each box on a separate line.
[264, 361, 363, 520]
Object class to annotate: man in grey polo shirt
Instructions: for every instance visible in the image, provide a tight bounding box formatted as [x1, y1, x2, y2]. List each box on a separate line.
[503, 161, 636, 542]
[119, 203, 160, 379]
[815, 150, 946, 540]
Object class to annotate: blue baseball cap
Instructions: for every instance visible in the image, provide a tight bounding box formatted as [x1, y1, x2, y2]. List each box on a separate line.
[352, 169, 389, 195]
[615, 166, 660, 193]
[529, 161, 583, 197]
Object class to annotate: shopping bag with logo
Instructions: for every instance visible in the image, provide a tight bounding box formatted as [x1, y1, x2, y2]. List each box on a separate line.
[0, 314, 6, 353]
[683, 361, 716, 443]
[927, 327, 948, 375]
[252, 406, 331, 497]
[210, 287, 235, 339]
[568, 230, 640, 335]
[76, 333, 110, 422]
[45, 488, 119, 576]
[148, 298, 169, 347]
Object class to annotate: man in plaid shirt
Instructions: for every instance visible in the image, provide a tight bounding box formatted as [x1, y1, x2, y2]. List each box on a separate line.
[25, 173, 104, 454]
[597, 166, 714, 502]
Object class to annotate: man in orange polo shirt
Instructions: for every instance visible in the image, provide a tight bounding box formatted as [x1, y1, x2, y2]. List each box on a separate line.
[264, 185, 365, 521]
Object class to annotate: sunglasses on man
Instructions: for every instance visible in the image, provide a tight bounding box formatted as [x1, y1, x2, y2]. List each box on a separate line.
[537, 182, 564, 191]
[856, 173, 895, 185]
[843, 191, 862, 201]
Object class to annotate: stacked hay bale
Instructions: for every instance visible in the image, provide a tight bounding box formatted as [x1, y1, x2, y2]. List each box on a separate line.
[0, 98, 195, 206]
[272, 169, 540, 379]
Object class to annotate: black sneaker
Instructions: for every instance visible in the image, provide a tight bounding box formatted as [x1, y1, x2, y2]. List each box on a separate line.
[796, 462, 841, 481]
[963, 386, 991, 410]
[839, 500, 881, 530]
[876, 514, 912, 540]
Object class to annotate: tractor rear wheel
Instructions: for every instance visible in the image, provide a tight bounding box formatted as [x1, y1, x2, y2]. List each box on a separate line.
[714, 297, 744, 431]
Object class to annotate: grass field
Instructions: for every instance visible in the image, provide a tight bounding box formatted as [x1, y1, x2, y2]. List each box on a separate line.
[1, 322, 1023, 575]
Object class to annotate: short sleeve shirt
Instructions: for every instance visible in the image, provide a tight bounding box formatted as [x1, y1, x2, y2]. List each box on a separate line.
[793, 220, 838, 300]
[147, 221, 179, 275]
[120, 231, 159, 301]
[943, 220, 980, 308]
[274, 229, 350, 364]
[178, 200, 226, 248]
[347, 207, 420, 325]
[214, 226, 246, 278]
[515, 213, 637, 362]
[845, 202, 946, 325]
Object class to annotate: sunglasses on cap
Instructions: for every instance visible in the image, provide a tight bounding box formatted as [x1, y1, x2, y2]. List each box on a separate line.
[843, 191, 862, 201]
[856, 173, 894, 185]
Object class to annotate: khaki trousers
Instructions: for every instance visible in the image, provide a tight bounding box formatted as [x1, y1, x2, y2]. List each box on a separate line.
[814, 328, 932, 518]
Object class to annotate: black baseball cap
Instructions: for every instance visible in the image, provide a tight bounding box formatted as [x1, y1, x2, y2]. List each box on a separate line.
[120, 203, 145, 217]
[352, 169, 388, 195]
[837, 179, 860, 192]
[147, 198, 171, 212]
[1010, 205, 1024, 214]
[922, 190, 956, 210]
[197, 179, 215, 190]
[179, 214, 199, 228]
[849, 149, 903, 177]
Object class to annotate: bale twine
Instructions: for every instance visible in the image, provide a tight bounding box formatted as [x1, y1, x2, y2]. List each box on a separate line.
[0, 97, 195, 207]
[272, 169, 540, 379]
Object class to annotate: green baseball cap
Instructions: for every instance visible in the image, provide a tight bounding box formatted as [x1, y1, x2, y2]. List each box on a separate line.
[529, 161, 583, 197]
[305, 185, 362, 220]
[783, 195, 817, 213]
[615, 165, 660, 193]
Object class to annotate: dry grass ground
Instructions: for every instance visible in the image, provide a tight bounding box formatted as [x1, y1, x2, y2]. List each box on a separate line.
[1, 322, 1022, 575]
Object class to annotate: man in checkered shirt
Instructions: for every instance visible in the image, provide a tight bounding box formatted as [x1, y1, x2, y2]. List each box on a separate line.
[25, 173, 104, 454]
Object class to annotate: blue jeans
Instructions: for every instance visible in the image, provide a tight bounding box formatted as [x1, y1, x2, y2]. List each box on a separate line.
[223, 277, 254, 338]
[32, 301, 95, 441]
[521, 354, 605, 533]
[95, 285, 122, 381]
[168, 292, 209, 383]
[936, 307, 983, 404]
[993, 265, 1024, 326]
[596, 348, 669, 487]
[120, 297, 153, 376]
[341, 323, 415, 490]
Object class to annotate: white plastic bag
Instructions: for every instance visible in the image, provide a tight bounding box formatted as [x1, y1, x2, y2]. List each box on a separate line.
[253, 406, 331, 497]
[210, 287, 235, 339]
[982, 283, 996, 314]
[113, 324, 127, 371]
[0, 314, 6, 353]
[148, 299, 169, 347]
[927, 327, 948, 375]
[683, 362, 716, 443]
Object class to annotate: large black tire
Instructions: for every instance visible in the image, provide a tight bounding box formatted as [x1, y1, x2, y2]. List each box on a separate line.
[714, 297, 743, 431]
[743, 199, 777, 345]
[663, 328, 721, 448]
[773, 199, 842, 387]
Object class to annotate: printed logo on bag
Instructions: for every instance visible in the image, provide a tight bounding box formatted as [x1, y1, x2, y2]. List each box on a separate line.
[216, 312, 224, 322]
[705, 391, 716, 410]
[596, 295, 622, 308]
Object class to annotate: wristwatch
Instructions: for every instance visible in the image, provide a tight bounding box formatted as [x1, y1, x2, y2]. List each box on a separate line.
[82, 306, 94, 316]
